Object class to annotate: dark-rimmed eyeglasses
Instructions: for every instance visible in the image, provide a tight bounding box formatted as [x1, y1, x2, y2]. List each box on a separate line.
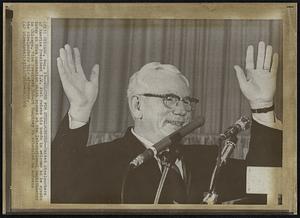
[138, 93, 199, 112]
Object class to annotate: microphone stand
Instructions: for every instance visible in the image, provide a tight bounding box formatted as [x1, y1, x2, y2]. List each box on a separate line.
[202, 136, 237, 204]
[154, 146, 180, 204]
[122, 144, 182, 204]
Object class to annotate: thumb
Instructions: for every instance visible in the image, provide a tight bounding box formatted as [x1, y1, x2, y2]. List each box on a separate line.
[90, 64, 99, 86]
[234, 65, 247, 88]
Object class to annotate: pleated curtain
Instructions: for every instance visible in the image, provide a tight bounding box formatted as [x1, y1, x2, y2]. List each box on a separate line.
[51, 19, 282, 159]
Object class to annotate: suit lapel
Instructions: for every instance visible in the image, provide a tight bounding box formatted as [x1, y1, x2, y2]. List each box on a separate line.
[121, 128, 162, 177]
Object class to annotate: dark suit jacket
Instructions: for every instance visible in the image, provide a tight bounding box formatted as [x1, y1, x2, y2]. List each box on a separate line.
[51, 115, 282, 204]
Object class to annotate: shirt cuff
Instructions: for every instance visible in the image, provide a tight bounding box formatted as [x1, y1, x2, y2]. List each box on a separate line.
[68, 111, 88, 129]
[252, 111, 282, 130]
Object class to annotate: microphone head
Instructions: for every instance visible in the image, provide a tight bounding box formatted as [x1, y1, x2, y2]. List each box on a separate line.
[235, 116, 251, 130]
[219, 116, 251, 141]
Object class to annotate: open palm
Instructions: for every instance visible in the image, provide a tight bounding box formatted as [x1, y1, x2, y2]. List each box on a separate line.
[57, 44, 99, 122]
[234, 41, 278, 109]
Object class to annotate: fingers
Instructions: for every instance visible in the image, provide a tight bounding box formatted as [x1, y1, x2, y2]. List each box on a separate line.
[65, 44, 76, 73]
[234, 65, 248, 88]
[59, 48, 70, 74]
[57, 57, 68, 87]
[74, 47, 87, 80]
[257, 41, 278, 74]
[256, 41, 265, 69]
[263, 45, 272, 71]
[90, 64, 99, 87]
[249, 41, 278, 74]
[58, 44, 98, 85]
[271, 53, 279, 76]
[246, 45, 254, 70]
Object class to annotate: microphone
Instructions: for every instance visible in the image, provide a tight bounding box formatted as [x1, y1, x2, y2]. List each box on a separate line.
[219, 116, 251, 141]
[129, 116, 205, 169]
[220, 135, 238, 164]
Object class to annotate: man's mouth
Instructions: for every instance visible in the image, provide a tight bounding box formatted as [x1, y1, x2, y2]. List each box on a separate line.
[165, 120, 185, 127]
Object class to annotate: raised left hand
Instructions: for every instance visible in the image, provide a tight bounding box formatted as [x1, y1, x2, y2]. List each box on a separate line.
[234, 41, 279, 109]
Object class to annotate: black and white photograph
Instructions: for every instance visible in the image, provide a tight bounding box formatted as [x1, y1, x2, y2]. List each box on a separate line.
[4, 3, 297, 214]
[50, 19, 283, 204]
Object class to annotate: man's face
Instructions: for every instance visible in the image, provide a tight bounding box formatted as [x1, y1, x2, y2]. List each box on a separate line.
[138, 72, 192, 143]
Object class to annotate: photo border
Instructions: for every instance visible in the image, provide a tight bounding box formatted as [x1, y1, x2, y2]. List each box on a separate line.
[4, 2, 297, 214]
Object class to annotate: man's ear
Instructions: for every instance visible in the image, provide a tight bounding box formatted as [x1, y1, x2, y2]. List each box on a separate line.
[129, 96, 143, 120]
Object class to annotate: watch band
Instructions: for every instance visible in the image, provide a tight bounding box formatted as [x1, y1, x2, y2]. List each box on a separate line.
[251, 105, 274, 113]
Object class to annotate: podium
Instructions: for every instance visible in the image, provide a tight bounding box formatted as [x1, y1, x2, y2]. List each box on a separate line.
[220, 166, 282, 205]
[246, 166, 282, 205]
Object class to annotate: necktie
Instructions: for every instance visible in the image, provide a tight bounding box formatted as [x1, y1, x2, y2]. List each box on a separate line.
[158, 152, 187, 203]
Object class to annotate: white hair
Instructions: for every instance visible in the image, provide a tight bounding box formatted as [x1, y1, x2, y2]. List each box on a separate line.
[127, 62, 189, 100]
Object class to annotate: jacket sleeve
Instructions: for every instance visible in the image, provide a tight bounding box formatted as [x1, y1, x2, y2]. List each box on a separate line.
[246, 119, 282, 167]
[51, 113, 90, 203]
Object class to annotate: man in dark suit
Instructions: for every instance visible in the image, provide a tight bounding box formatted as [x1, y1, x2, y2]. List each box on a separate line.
[51, 41, 282, 204]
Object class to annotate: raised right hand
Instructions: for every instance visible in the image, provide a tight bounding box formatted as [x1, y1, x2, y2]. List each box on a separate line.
[57, 44, 99, 122]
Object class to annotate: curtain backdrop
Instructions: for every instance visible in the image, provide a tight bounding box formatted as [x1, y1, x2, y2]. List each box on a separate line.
[51, 19, 282, 159]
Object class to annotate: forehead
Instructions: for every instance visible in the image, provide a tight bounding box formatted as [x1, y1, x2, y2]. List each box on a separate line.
[142, 71, 190, 96]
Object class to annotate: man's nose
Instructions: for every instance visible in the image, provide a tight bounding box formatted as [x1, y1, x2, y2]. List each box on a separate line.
[173, 100, 187, 115]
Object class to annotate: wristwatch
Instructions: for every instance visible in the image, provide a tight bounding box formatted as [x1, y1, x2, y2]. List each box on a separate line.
[251, 105, 274, 113]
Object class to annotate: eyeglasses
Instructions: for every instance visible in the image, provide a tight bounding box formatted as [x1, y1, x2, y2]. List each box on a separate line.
[139, 93, 199, 112]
